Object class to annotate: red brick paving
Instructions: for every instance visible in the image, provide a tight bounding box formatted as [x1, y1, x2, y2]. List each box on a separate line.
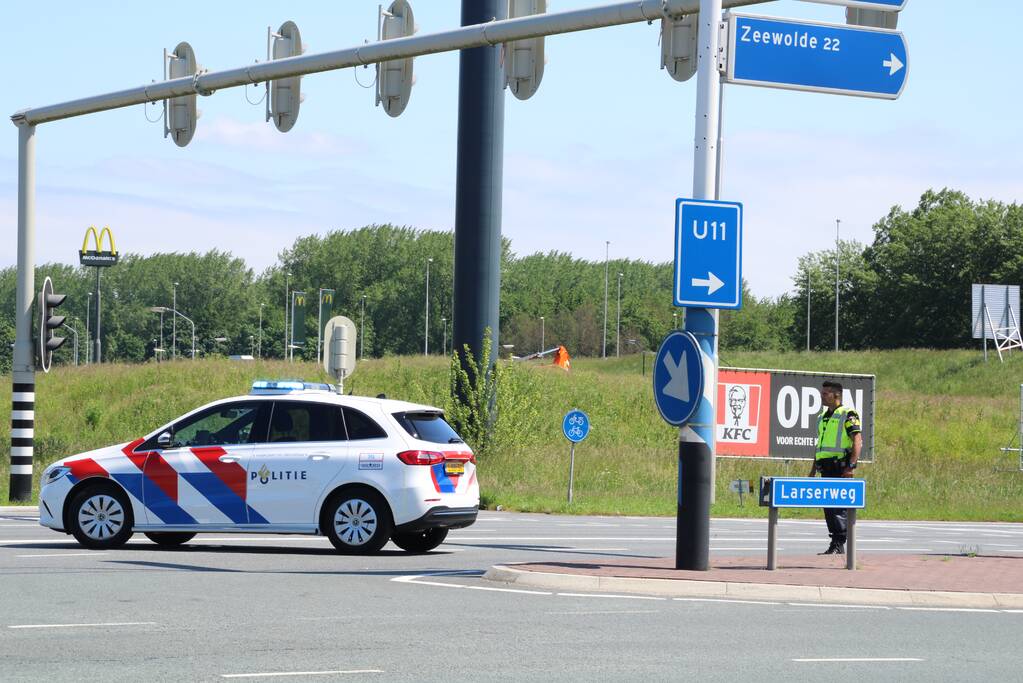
[512, 554, 1023, 594]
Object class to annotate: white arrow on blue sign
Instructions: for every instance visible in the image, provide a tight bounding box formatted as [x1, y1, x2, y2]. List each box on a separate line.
[652, 331, 704, 427]
[673, 198, 743, 309]
[562, 409, 590, 443]
[726, 14, 909, 100]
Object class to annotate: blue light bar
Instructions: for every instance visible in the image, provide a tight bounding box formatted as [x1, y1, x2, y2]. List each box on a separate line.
[250, 380, 334, 395]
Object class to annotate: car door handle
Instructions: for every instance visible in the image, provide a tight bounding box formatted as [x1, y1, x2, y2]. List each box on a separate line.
[218, 455, 240, 464]
[307, 453, 331, 461]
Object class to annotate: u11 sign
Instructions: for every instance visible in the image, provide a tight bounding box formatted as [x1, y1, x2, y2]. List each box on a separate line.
[715, 368, 875, 461]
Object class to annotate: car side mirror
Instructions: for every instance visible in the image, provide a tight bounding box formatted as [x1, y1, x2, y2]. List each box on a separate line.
[156, 431, 172, 448]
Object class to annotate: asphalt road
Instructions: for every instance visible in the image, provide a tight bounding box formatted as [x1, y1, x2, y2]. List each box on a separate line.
[1, 507, 1021, 682]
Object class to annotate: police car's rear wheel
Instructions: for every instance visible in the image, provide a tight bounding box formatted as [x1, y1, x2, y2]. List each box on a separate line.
[324, 490, 392, 554]
[391, 528, 448, 553]
[144, 532, 196, 547]
[68, 485, 134, 550]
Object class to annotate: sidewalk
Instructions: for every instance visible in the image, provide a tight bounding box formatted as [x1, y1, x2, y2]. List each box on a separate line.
[485, 553, 1023, 608]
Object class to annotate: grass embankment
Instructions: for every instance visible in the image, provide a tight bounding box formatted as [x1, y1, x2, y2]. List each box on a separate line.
[2, 350, 1022, 521]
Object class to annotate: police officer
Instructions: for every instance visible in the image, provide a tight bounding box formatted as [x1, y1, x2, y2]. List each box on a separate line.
[808, 380, 862, 555]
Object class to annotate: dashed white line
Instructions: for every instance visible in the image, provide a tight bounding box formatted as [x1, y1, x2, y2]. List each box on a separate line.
[793, 658, 922, 663]
[545, 610, 659, 615]
[16, 552, 106, 558]
[8, 621, 156, 630]
[220, 670, 383, 679]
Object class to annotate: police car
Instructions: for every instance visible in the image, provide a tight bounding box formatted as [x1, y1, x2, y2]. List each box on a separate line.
[39, 380, 479, 554]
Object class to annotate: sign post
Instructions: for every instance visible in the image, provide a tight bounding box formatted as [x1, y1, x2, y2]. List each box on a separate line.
[761, 477, 866, 570]
[562, 409, 590, 504]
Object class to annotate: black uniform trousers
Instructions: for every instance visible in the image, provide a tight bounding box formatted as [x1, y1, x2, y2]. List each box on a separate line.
[817, 457, 848, 545]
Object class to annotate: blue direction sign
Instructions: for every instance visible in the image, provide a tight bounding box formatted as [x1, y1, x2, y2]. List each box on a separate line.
[652, 331, 704, 426]
[726, 14, 909, 100]
[674, 198, 743, 309]
[770, 477, 866, 509]
[562, 409, 590, 443]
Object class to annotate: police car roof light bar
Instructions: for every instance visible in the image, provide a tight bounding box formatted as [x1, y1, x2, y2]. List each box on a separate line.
[250, 379, 333, 395]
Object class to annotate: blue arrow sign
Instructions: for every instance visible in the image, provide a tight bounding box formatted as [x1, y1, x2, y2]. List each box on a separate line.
[652, 331, 704, 427]
[800, 0, 907, 9]
[674, 199, 743, 309]
[770, 477, 866, 509]
[562, 409, 590, 443]
[726, 14, 909, 100]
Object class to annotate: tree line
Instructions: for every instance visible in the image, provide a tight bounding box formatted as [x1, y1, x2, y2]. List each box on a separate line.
[1, 189, 1020, 373]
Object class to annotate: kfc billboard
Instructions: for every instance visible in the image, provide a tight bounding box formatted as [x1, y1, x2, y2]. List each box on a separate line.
[715, 368, 875, 462]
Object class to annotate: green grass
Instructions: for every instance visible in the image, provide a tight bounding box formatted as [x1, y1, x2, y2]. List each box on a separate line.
[3, 349, 1023, 520]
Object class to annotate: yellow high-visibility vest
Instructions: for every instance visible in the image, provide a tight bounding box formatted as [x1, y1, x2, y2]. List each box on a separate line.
[816, 406, 853, 461]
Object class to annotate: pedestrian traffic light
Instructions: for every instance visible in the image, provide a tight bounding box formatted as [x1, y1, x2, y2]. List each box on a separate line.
[505, 0, 547, 100]
[376, 0, 416, 117]
[661, 12, 698, 82]
[267, 21, 304, 132]
[38, 276, 67, 373]
[164, 41, 199, 147]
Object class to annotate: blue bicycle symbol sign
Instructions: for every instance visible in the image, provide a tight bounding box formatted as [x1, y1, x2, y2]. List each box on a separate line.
[562, 410, 590, 443]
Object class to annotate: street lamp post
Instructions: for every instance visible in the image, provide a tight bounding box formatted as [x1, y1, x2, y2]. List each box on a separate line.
[602, 240, 610, 359]
[616, 272, 623, 358]
[284, 271, 290, 361]
[360, 295, 367, 361]
[441, 317, 447, 357]
[835, 218, 840, 352]
[258, 303, 265, 359]
[150, 306, 195, 360]
[806, 270, 811, 352]
[85, 292, 92, 364]
[61, 322, 79, 366]
[540, 316, 545, 353]
[172, 281, 178, 359]
[424, 258, 433, 356]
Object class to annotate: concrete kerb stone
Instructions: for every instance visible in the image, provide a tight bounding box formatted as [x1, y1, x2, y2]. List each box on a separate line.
[483, 564, 1020, 609]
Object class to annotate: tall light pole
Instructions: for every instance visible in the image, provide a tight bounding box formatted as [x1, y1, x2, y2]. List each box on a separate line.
[85, 291, 92, 364]
[602, 241, 610, 359]
[172, 281, 178, 359]
[835, 218, 841, 352]
[424, 257, 433, 356]
[284, 271, 290, 360]
[360, 295, 367, 360]
[441, 317, 447, 357]
[616, 271, 623, 358]
[806, 270, 811, 352]
[539, 316, 545, 353]
[258, 303, 265, 359]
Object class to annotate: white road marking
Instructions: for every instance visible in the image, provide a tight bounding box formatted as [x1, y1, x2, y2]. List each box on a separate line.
[545, 610, 659, 615]
[793, 658, 922, 663]
[391, 571, 552, 595]
[555, 593, 666, 601]
[673, 598, 781, 606]
[8, 621, 156, 629]
[220, 671, 383, 678]
[786, 603, 891, 610]
[16, 552, 106, 558]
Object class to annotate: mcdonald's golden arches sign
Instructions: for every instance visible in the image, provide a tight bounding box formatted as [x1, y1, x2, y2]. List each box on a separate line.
[79, 226, 119, 267]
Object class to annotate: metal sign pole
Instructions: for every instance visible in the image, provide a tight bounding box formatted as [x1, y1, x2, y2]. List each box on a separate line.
[846, 508, 857, 570]
[767, 506, 778, 570]
[567, 442, 576, 504]
[677, 0, 722, 572]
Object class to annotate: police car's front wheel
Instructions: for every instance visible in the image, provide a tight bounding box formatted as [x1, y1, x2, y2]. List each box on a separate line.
[323, 490, 393, 554]
[68, 485, 134, 550]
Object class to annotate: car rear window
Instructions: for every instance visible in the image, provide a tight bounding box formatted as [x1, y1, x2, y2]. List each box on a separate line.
[392, 412, 464, 445]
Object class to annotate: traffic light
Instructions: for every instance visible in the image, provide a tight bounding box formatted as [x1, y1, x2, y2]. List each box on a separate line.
[38, 276, 66, 373]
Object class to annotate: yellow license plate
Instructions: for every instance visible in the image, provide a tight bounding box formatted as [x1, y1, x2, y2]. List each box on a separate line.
[445, 461, 465, 476]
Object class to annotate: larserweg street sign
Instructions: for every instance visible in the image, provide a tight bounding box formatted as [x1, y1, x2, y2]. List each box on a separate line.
[725, 14, 909, 100]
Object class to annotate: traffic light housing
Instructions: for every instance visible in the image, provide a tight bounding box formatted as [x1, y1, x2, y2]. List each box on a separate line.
[38, 276, 66, 373]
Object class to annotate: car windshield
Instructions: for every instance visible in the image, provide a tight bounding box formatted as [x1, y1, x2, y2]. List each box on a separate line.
[392, 412, 464, 444]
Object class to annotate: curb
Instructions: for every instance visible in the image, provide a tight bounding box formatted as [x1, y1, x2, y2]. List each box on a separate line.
[0, 506, 36, 514]
[483, 564, 1023, 609]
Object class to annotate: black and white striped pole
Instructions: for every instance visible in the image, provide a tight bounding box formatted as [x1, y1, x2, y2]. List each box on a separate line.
[9, 121, 35, 502]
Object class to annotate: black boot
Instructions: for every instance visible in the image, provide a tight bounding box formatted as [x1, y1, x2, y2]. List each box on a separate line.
[818, 541, 837, 555]
[829, 543, 845, 555]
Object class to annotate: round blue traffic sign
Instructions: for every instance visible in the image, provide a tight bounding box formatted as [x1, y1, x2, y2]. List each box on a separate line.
[652, 330, 704, 426]
[562, 409, 590, 443]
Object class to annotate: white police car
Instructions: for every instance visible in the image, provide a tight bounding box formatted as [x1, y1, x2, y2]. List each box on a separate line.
[39, 380, 479, 554]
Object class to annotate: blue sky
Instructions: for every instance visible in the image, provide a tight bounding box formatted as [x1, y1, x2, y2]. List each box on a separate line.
[2, 1, 1019, 298]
